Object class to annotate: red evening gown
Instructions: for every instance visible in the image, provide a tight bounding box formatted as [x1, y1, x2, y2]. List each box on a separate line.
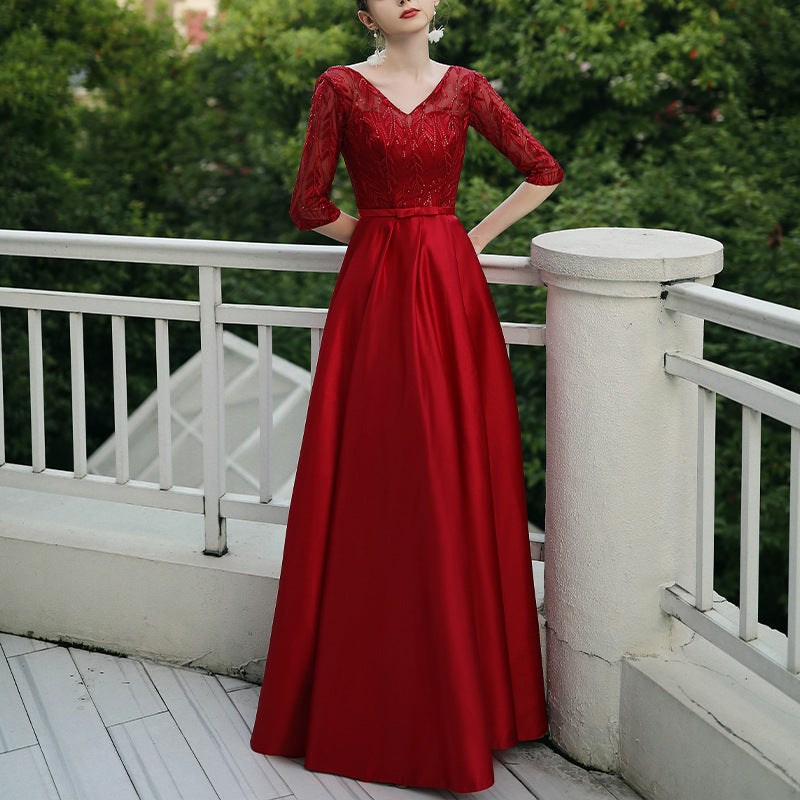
[250, 65, 563, 793]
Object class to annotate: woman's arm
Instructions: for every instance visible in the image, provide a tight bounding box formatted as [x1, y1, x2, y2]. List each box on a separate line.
[468, 71, 563, 255]
[312, 211, 359, 244]
[290, 74, 347, 232]
[467, 182, 558, 255]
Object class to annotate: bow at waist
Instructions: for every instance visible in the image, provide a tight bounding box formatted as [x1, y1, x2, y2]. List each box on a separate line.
[358, 206, 456, 219]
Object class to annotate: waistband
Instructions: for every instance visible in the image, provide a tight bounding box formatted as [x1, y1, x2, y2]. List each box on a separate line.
[358, 206, 456, 219]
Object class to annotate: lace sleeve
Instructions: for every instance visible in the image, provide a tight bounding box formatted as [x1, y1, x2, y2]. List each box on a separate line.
[289, 73, 345, 230]
[468, 72, 564, 186]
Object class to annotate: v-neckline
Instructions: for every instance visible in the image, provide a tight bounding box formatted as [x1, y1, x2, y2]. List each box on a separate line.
[344, 65, 455, 116]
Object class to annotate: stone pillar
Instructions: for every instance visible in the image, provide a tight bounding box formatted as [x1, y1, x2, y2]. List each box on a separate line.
[534, 228, 723, 770]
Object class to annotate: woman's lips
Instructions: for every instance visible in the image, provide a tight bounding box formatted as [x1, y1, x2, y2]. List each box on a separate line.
[400, 8, 419, 18]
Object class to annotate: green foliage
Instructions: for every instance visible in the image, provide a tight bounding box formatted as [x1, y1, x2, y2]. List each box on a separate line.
[168, 0, 362, 241]
[0, 0, 197, 468]
[2, 0, 800, 630]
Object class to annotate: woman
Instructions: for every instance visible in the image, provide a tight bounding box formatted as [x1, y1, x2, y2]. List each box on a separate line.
[250, 0, 563, 792]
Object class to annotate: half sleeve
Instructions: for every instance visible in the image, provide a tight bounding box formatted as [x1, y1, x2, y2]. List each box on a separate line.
[468, 72, 564, 186]
[289, 73, 345, 230]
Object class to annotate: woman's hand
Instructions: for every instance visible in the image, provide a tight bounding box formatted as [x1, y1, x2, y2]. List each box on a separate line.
[313, 212, 358, 244]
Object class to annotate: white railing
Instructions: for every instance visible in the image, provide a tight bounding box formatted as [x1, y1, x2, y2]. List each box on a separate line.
[661, 280, 800, 702]
[0, 229, 545, 556]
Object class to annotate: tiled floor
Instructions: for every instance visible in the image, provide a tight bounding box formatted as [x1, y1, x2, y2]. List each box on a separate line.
[0, 633, 644, 800]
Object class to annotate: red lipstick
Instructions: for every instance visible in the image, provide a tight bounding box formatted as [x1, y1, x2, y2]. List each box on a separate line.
[400, 8, 419, 18]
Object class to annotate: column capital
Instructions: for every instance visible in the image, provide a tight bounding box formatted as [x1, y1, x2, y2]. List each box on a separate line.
[533, 227, 723, 297]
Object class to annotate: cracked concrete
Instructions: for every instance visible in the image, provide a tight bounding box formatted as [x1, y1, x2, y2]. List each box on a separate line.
[547, 620, 676, 668]
[619, 635, 800, 800]
[677, 686, 799, 787]
[180, 650, 215, 668]
[546, 626, 622, 772]
[235, 657, 266, 683]
[547, 624, 620, 667]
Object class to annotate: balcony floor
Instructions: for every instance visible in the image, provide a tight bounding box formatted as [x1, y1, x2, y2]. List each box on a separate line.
[0, 633, 644, 800]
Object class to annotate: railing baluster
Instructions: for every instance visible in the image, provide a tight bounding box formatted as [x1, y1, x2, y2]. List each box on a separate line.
[789, 427, 800, 673]
[696, 387, 716, 611]
[258, 325, 274, 503]
[739, 406, 761, 641]
[28, 309, 46, 472]
[155, 318, 173, 490]
[199, 266, 227, 555]
[69, 312, 87, 478]
[310, 327, 322, 382]
[111, 315, 129, 484]
[0, 310, 5, 465]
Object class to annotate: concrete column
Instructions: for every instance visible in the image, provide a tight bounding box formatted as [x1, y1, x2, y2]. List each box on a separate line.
[535, 227, 723, 770]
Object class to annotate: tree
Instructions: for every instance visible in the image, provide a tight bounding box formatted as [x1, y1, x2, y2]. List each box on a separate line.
[166, 0, 364, 243]
[0, 0, 198, 467]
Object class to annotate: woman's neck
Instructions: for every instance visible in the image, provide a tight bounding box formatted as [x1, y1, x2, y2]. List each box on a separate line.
[380, 31, 432, 74]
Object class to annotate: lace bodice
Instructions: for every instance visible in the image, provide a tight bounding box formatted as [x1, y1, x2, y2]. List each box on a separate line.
[290, 65, 563, 230]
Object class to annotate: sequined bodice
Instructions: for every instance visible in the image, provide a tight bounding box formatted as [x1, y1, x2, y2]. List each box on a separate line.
[290, 65, 563, 230]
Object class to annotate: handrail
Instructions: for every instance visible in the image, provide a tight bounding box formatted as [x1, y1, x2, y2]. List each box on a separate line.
[664, 281, 800, 349]
[0, 228, 543, 285]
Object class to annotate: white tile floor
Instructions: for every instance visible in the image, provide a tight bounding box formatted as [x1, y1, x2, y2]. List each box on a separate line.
[0, 633, 644, 800]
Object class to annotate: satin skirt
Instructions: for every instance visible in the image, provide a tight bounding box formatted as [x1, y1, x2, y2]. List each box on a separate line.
[250, 207, 547, 793]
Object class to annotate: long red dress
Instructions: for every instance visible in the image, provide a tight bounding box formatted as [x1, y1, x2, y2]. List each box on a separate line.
[250, 65, 563, 793]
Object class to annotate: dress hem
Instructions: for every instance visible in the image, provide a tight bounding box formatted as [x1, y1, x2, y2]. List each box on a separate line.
[250, 728, 550, 794]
